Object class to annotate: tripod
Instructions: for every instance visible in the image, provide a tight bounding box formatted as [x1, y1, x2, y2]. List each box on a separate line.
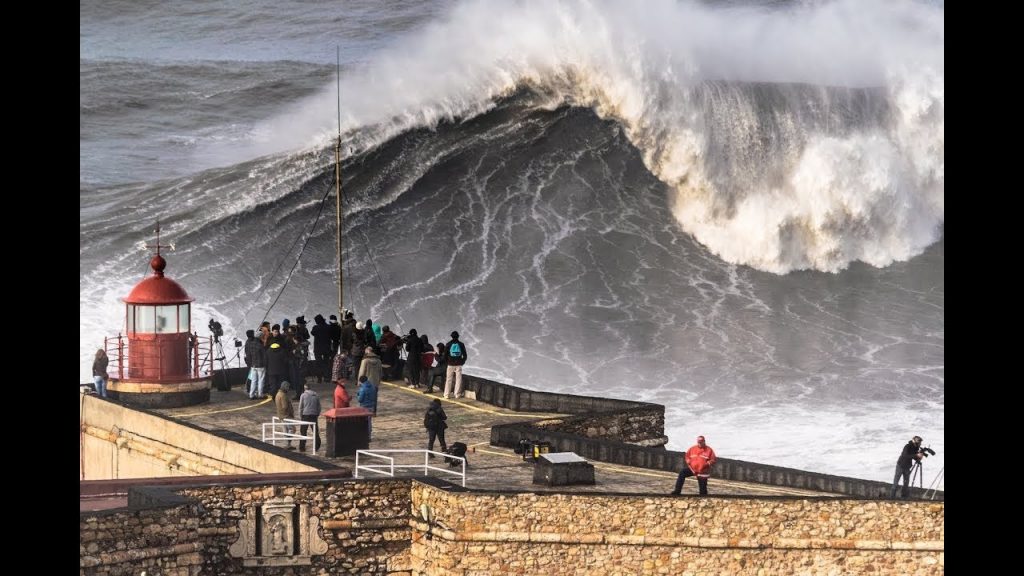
[909, 459, 924, 489]
[212, 336, 228, 372]
[923, 466, 944, 501]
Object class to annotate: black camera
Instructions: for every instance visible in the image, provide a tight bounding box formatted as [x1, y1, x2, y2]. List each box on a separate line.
[918, 446, 936, 457]
[233, 338, 242, 348]
[208, 319, 224, 341]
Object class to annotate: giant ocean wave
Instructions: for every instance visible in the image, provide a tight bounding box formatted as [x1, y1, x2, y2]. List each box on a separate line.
[80, 0, 944, 481]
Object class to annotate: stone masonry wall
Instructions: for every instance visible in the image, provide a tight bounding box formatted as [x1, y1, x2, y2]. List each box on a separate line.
[81, 478, 412, 575]
[81, 479, 944, 576]
[80, 498, 207, 576]
[408, 483, 944, 576]
[531, 405, 668, 446]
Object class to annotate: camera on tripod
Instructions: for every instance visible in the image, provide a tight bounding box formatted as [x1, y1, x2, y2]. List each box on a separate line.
[208, 319, 224, 342]
[918, 446, 936, 458]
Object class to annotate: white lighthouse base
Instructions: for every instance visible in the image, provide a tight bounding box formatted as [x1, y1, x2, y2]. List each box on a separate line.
[108, 378, 212, 408]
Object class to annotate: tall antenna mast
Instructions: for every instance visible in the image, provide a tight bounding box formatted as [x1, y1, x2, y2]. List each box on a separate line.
[335, 46, 344, 317]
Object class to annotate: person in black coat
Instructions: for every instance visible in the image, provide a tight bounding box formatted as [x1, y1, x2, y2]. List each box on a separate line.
[310, 314, 332, 382]
[891, 435, 924, 499]
[265, 334, 289, 398]
[424, 398, 448, 453]
[328, 314, 342, 354]
[442, 331, 468, 399]
[405, 328, 423, 388]
[243, 329, 267, 398]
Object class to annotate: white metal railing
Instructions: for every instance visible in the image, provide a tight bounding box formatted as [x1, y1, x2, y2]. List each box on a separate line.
[262, 417, 317, 456]
[355, 449, 466, 487]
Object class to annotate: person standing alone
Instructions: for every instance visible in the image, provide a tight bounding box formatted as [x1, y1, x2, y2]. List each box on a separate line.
[891, 435, 924, 499]
[424, 398, 448, 454]
[671, 435, 717, 496]
[92, 348, 109, 398]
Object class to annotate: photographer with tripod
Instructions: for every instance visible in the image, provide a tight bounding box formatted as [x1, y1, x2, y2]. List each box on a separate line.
[890, 435, 935, 499]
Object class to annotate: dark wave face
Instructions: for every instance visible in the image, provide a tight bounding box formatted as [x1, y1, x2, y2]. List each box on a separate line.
[80, 0, 943, 482]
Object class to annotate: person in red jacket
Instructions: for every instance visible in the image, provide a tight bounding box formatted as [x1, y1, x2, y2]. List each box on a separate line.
[333, 379, 351, 408]
[670, 435, 717, 496]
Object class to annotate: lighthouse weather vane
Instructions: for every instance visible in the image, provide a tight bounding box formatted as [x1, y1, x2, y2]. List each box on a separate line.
[143, 220, 175, 257]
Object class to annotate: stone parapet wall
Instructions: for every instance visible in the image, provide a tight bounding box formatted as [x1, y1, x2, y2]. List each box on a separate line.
[531, 404, 668, 446]
[81, 478, 944, 575]
[464, 375, 655, 416]
[409, 483, 944, 575]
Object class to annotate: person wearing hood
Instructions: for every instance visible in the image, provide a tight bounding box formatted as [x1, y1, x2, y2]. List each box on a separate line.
[358, 346, 382, 387]
[357, 375, 378, 439]
[378, 325, 402, 380]
[364, 319, 378, 352]
[244, 329, 267, 399]
[275, 381, 296, 450]
[298, 383, 321, 452]
[423, 398, 448, 454]
[92, 348, 109, 398]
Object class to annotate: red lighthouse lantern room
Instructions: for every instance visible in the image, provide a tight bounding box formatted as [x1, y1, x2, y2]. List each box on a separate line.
[106, 231, 212, 407]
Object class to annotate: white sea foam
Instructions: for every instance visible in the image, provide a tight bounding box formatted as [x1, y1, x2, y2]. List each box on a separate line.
[246, 0, 942, 274]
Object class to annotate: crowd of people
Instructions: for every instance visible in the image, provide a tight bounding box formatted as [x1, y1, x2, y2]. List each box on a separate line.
[93, 310, 933, 499]
[240, 308, 469, 453]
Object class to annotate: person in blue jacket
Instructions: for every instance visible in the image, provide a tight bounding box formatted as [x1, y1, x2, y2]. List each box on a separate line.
[357, 374, 378, 438]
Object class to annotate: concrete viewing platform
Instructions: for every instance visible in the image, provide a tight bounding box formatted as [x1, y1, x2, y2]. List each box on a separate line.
[150, 376, 834, 498]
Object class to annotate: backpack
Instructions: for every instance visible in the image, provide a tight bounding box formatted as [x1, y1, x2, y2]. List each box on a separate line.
[448, 342, 463, 359]
[445, 442, 468, 468]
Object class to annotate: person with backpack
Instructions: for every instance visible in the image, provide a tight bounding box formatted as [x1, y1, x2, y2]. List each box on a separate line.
[443, 331, 468, 399]
[423, 398, 448, 454]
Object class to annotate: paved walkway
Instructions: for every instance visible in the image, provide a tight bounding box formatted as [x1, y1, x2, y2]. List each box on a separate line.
[156, 377, 833, 498]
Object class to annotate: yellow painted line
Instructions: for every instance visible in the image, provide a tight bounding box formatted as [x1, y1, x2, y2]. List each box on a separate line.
[176, 394, 273, 418]
[379, 380, 567, 418]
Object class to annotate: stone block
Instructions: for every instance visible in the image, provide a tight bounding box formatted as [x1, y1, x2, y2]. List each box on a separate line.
[532, 452, 595, 486]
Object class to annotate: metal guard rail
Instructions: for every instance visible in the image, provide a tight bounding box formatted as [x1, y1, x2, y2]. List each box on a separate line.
[262, 416, 317, 456]
[355, 449, 466, 487]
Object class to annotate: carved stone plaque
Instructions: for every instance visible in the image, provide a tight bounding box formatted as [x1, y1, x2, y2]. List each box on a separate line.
[261, 501, 296, 555]
[229, 495, 328, 567]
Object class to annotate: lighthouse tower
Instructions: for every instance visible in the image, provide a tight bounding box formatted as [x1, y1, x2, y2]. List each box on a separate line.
[106, 228, 212, 407]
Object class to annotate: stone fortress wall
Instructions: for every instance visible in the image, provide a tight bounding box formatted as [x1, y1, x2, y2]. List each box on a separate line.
[81, 476, 943, 575]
